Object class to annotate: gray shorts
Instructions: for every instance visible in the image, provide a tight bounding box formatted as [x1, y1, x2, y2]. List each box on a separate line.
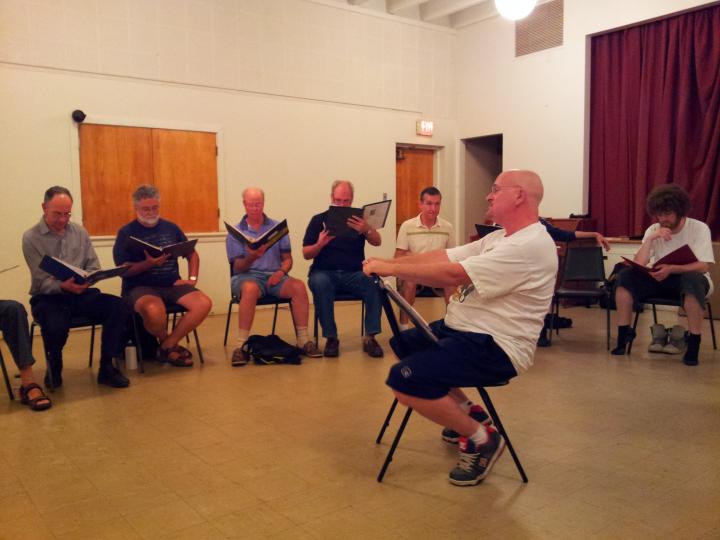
[125, 284, 198, 308]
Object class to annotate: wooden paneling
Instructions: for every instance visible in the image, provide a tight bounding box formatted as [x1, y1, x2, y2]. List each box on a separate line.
[152, 129, 219, 233]
[79, 124, 153, 236]
[78, 124, 219, 235]
[395, 147, 434, 236]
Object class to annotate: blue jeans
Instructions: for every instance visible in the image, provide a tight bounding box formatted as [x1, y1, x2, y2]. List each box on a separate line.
[308, 270, 382, 338]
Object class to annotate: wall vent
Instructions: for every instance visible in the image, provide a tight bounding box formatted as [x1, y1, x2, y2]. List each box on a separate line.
[515, 0, 564, 57]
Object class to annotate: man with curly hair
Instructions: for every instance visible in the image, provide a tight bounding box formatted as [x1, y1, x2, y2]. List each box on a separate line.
[611, 184, 714, 365]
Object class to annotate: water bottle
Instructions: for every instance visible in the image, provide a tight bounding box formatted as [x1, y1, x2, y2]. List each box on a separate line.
[125, 345, 138, 370]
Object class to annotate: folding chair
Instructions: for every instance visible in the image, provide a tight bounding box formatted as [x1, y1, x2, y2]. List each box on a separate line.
[551, 246, 611, 349]
[0, 345, 14, 400]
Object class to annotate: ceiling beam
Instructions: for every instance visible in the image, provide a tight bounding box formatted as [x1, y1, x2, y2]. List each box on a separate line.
[420, 0, 487, 21]
[450, 0, 497, 27]
[387, 0, 431, 14]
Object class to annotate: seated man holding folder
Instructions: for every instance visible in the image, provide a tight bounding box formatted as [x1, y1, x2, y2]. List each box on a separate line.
[303, 180, 384, 358]
[226, 187, 321, 365]
[364, 170, 557, 486]
[22, 186, 131, 389]
[113, 185, 212, 367]
[612, 184, 714, 365]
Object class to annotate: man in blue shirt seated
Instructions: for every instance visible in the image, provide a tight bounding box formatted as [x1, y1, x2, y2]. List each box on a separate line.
[227, 187, 321, 365]
[113, 185, 212, 367]
[302, 180, 384, 358]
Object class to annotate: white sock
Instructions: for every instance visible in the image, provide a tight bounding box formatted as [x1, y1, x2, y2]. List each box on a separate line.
[459, 400, 475, 413]
[236, 329, 250, 347]
[398, 323, 410, 331]
[469, 425, 490, 446]
[296, 327, 309, 348]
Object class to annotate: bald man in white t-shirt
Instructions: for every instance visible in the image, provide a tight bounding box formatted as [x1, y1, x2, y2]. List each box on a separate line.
[364, 170, 557, 486]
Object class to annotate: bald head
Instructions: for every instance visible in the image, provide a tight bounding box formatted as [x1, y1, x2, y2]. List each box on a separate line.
[500, 170, 543, 206]
[242, 187, 265, 202]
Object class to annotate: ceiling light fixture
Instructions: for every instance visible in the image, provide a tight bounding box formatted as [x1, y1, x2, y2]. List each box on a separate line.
[495, 0, 537, 20]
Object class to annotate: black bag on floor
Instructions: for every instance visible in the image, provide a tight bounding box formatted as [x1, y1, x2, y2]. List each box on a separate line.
[241, 335, 302, 365]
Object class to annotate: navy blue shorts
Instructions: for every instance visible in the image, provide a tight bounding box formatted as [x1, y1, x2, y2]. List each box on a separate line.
[387, 320, 517, 400]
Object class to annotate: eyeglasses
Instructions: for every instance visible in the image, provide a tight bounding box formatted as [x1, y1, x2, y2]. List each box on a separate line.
[490, 184, 522, 194]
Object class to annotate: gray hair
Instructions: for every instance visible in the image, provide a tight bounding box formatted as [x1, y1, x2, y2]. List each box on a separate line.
[44, 186, 73, 204]
[331, 180, 354, 198]
[132, 184, 160, 204]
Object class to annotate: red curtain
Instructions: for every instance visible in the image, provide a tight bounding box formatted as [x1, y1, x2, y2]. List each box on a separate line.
[589, 4, 720, 239]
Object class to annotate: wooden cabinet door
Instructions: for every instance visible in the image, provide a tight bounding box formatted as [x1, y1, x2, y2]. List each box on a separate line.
[152, 129, 219, 233]
[79, 124, 153, 236]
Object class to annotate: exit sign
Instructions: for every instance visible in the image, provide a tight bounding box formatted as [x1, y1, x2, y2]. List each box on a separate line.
[416, 120, 434, 136]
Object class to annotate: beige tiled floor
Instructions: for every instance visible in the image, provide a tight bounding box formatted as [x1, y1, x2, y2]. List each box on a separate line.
[1, 299, 718, 539]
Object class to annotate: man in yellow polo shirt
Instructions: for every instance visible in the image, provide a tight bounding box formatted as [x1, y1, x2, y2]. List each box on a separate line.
[394, 187, 455, 330]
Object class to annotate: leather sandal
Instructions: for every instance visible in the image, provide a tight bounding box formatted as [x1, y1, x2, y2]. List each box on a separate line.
[172, 344, 193, 359]
[19, 383, 52, 411]
[157, 347, 194, 367]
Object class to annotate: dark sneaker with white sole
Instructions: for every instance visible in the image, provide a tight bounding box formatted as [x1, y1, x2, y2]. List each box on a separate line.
[442, 405, 493, 444]
[449, 427, 505, 486]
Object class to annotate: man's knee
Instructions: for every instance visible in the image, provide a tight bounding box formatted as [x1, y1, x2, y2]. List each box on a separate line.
[286, 278, 308, 301]
[308, 271, 331, 294]
[240, 280, 261, 300]
[615, 267, 640, 291]
[680, 272, 708, 308]
[136, 296, 165, 321]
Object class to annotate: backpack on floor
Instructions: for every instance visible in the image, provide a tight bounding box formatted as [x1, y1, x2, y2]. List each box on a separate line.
[241, 335, 302, 365]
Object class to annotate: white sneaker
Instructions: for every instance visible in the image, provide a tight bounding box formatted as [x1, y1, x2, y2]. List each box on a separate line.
[648, 324, 667, 353]
[663, 325, 687, 354]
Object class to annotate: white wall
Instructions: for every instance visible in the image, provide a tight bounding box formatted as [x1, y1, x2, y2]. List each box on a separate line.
[0, 0, 458, 313]
[455, 0, 711, 220]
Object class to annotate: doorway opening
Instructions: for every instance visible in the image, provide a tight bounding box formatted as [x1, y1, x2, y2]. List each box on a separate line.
[395, 145, 437, 238]
[462, 134, 503, 240]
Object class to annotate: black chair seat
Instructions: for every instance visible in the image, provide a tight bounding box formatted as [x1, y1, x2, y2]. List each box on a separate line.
[554, 287, 607, 299]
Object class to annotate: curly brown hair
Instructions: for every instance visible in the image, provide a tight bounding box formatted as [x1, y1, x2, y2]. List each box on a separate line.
[646, 184, 691, 218]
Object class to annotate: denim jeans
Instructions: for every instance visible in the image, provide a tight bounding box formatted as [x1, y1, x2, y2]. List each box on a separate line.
[308, 270, 382, 338]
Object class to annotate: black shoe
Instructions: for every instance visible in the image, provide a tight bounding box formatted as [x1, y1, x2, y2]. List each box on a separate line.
[323, 337, 339, 357]
[537, 332, 551, 347]
[611, 328, 636, 355]
[362, 336, 384, 358]
[44, 371, 62, 389]
[98, 365, 130, 388]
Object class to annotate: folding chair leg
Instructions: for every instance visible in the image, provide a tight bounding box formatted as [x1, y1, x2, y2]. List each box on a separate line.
[193, 329, 204, 364]
[376, 398, 399, 444]
[133, 315, 145, 374]
[88, 325, 96, 368]
[652, 304, 658, 324]
[478, 388, 528, 483]
[628, 309, 641, 354]
[223, 300, 233, 346]
[0, 351, 14, 400]
[271, 304, 279, 335]
[707, 304, 717, 350]
[377, 406, 413, 483]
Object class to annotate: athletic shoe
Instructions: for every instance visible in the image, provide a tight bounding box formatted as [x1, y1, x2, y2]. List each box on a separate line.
[301, 341, 323, 358]
[662, 325, 687, 354]
[449, 427, 506, 486]
[442, 405, 493, 444]
[648, 324, 668, 353]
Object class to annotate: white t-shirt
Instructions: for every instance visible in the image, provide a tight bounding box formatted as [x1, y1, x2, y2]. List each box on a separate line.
[643, 217, 714, 294]
[445, 221, 558, 374]
[396, 214, 455, 253]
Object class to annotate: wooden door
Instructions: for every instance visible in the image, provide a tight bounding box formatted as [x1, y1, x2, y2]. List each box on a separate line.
[395, 147, 434, 236]
[152, 129, 219, 232]
[79, 124, 153, 236]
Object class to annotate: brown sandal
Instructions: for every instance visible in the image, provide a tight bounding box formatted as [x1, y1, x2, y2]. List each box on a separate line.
[20, 383, 52, 411]
[157, 347, 194, 367]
